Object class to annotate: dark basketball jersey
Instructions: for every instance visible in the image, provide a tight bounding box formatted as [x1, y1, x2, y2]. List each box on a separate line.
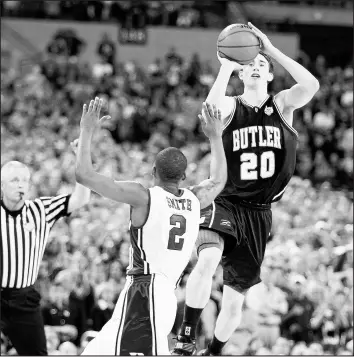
[219, 95, 298, 204]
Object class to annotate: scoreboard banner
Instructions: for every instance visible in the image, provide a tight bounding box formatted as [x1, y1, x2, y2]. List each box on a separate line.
[119, 28, 147, 45]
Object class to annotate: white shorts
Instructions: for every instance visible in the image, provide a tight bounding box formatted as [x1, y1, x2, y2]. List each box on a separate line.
[82, 274, 177, 355]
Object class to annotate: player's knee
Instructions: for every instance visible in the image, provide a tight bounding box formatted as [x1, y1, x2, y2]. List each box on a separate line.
[194, 247, 222, 277]
[226, 299, 243, 318]
[222, 286, 245, 317]
[194, 230, 223, 277]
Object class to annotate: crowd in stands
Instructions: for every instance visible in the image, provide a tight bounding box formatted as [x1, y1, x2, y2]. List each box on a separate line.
[1, 0, 229, 28]
[1, 22, 353, 355]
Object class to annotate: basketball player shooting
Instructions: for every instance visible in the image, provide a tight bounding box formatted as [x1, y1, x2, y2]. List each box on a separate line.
[75, 97, 228, 355]
[172, 23, 320, 355]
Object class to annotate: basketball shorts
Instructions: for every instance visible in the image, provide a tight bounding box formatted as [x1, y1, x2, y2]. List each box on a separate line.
[198, 196, 272, 292]
[82, 274, 177, 356]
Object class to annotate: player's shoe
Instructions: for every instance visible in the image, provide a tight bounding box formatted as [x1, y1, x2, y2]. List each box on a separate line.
[197, 346, 218, 356]
[171, 335, 197, 355]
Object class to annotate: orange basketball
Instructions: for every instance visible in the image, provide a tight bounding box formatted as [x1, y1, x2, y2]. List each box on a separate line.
[217, 24, 261, 65]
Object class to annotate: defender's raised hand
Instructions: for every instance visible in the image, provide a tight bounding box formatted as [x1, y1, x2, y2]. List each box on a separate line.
[80, 97, 111, 131]
[199, 102, 223, 139]
[248, 22, 276, 57]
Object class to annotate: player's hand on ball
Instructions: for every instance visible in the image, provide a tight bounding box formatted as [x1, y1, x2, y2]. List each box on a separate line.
[80, 97, 111, 131]
[248, 22, 276, 56]
[199, 102, 223, 139]
[217, 51, 242, 71]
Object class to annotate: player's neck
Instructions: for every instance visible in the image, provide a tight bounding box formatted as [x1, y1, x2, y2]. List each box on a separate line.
[156, 181, 180, 196]
[242, 88, 269, 107]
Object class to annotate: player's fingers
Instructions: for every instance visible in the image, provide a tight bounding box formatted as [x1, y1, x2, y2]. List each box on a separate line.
[205, 102, 213, 120]
[88, 100, 94, 112]
[82, 104, 87, 116]
[97, 99, 103, 116]
[212, 104, 218, 120]
[92, 97, 99, 112]
[198, 114, 206, 129]
[202, 103, 211, 124]
[217, 109, 222, 121]
[248, 22, 264, 37]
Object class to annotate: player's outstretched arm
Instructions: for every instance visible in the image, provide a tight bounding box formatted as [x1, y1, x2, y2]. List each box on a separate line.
[248, 22, 320, 111]
[75, 97, 149, 207]
[206, 53, 242, 123]
[191, 103, 227, 209]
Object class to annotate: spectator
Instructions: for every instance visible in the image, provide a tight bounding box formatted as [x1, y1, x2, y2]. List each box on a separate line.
[88, 282, 115, 331]
[96, 32, 116, 67]
[1, 22, 352, 355]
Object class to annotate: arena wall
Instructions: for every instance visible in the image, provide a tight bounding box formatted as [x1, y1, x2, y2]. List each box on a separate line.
[2, 19, 299, 71]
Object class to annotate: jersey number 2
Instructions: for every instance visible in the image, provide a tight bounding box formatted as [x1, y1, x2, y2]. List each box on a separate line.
[168, 214, 186, 251]
[240, 151, 275, 180]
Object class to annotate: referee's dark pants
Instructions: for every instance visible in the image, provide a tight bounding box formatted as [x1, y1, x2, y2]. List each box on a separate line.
[1, 285, 47, 355]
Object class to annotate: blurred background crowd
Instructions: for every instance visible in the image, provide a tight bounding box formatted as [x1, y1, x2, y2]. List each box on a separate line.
[1, 0, 353, 355]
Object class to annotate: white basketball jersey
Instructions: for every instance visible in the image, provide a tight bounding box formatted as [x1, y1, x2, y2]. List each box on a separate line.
[126, 186, 200, 287]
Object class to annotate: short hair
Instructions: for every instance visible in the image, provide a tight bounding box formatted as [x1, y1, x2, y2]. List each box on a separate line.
[155, 147, 187, 183]
[1, 161, 30, 181]
[259, 51, 274, 73]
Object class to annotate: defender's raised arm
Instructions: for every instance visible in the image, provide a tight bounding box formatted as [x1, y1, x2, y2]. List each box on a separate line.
[75, 97, 149, 207]
[190, 102, 227, 209]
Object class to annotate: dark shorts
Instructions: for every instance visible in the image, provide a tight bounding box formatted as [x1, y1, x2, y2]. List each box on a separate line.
[83, 274, 175, 355]
[199, 196, 272, 292]
[118, 274, 157, 355]
[1, 285, 47, 355]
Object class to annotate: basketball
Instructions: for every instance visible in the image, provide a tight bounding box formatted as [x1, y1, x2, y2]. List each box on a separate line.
[217, 24, 261, 65]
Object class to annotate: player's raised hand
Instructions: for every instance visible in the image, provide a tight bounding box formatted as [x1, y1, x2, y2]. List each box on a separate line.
[199, 102, 223, 139]
[247, 22, 276, 56]
[80, 97, 111, 131]
[217, 51, 242, 71]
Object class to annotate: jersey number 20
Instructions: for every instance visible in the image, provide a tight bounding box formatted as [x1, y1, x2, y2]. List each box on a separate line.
[240, 151, 275, 180]
[168, 214, 186, 251]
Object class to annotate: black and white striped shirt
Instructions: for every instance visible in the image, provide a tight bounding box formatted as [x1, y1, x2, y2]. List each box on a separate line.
[1, 194, 71, 288]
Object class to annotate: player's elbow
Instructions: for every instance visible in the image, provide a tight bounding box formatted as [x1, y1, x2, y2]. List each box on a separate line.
[309, 78, 320, 94]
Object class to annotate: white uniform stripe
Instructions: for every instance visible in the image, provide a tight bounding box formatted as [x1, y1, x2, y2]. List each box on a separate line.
[45, 197, 66, 215]
[8, 217, 17, 288]
[40, 194, 66, 205]
[149, 274, 157, 355]
[126, 222, 133, 273]
[1, 195, 70, 288]
[22, 210, 30, 287]
[272, 187, 286, 200]
[26, 206, 37, 287]
[1, 209, 9, 287]
[15, 215, 24, 288]
[223, 96, 237, 131]
[115, 276, 134, 354]
[36, 205, 48, 280]
[208, 201, 216, 228]
[273, 99, 298, 137]
[47, 205, 65, 223]
[29, 202, 41, 285]
[137, 229, 148, 274]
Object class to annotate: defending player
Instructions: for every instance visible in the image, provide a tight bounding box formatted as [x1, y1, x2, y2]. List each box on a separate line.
[75, 97, 227, 355]
[172, 23, 320, 355]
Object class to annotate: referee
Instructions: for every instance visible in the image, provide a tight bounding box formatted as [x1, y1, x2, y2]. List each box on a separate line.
[1, 152, 90, 355]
